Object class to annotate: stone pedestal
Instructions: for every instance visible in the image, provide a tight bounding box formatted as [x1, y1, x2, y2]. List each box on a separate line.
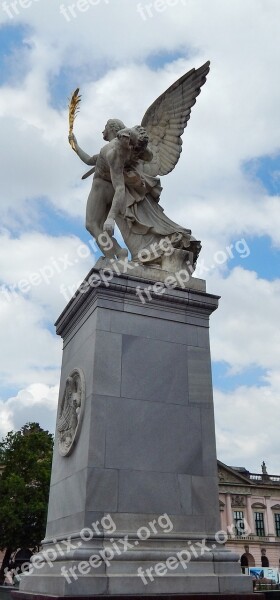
[17, 269, 253, 597]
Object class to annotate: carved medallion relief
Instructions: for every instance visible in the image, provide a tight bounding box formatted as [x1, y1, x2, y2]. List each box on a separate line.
[57, 368, 85, 456]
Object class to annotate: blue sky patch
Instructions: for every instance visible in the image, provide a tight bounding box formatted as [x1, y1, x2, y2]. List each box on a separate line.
[50, 49, 192, 108]
[146, 49, 189, 70]
[244, 154, 280, 195]
[0, 23, 31, 85]
[228, 235, 280, 281]
[49, 62, 112, 110]
[212, 361, 268, 392]
[31, 197, 85, 239]
[29, 198, 126, 258]
[0, 383, 22, 401]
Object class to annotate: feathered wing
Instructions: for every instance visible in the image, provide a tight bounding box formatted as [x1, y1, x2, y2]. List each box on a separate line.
[141, 61, 210, 177]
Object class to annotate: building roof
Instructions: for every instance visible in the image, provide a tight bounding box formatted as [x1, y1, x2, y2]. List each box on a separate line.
[218, 460, 280, 488]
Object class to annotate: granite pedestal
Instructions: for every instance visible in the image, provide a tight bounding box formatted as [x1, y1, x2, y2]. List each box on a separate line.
[17, 269, 253, 598]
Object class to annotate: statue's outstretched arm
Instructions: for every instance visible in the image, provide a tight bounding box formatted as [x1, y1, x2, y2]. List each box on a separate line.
[68, 133, 98, 166]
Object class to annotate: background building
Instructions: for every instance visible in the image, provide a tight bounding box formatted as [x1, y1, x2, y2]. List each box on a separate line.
[219, 461, 280, 569]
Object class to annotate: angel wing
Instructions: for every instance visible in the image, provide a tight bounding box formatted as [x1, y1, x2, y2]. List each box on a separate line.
[141, 61, 210, 177]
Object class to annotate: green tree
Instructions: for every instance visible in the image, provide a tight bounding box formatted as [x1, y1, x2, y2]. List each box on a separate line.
[0, 422, 53, 583]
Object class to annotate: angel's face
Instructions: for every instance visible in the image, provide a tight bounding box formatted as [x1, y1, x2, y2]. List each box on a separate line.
[102, 123, 110, 141]
[117, 129, 131, 147]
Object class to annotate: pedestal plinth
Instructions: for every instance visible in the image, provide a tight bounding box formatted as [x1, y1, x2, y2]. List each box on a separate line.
[17, 269, 253, 597]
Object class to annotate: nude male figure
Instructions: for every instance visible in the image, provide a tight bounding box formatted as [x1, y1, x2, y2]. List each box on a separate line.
[69, 119, 152, 262]
[69, 119, 130, 259]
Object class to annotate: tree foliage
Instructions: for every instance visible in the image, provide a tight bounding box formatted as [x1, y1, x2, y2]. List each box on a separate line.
[0, 422, 53, 582]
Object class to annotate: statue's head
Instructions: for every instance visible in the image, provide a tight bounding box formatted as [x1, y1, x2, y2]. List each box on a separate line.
[133, 125, 149, 149]
[103, 119, 126, 141]
[116, 125, 149, 152]
[116, 127, 133, 149]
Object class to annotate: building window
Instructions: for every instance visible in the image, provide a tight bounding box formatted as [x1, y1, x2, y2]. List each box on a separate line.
[233, 511, 245, 536]
[255, 512, 265, 537]
[275, 513, 280, 537]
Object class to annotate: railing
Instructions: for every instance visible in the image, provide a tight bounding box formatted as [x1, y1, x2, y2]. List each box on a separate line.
[227, 534, 271, 542]
[249, 473, 280, 482]
[227, 534, 254, 541]
[254, 581, 280, 592]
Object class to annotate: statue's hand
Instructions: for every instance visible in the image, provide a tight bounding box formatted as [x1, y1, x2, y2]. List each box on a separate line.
[103, 218, 115, 237]
[68, 133, 77, 149]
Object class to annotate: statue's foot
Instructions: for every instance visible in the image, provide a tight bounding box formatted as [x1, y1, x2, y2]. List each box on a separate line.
[103, 218, 115, 236]
[116, 248, 128, 259]
[94, 256, 113, 270]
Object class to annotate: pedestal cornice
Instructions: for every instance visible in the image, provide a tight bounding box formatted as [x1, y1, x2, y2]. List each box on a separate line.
[55, 269, 219, 339]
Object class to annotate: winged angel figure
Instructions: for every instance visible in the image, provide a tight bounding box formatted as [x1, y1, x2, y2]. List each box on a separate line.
[69, 61, 210, 273]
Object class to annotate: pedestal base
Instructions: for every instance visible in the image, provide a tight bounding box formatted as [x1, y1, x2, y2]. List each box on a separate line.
[13, 593, 263, 600]
[18, 271, 252, 597]
[93, 255, 205, 292]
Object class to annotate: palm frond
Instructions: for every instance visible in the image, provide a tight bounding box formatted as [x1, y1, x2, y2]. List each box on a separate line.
[68, 88, 81, 148]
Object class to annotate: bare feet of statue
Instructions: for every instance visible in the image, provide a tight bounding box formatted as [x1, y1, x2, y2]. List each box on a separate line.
[103, 218, 115, 236]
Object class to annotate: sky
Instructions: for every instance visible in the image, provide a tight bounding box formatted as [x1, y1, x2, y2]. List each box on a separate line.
[0, 0, 280, 474]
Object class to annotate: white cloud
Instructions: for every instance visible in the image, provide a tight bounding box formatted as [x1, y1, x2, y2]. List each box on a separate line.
[0, 383, 58, 440]
[0, 0, 280, 470]
[0, 292, 61, 387]
[0, 230, 95, 392]
[209, 266, 280, 472]
[0, 230, 96, 317]
[208, 267, 280, 373]
[214, 372, 280, 474]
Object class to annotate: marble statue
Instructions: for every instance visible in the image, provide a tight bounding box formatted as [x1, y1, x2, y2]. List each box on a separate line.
[262, 461, 268, 475]
[68, 62, 210, 274]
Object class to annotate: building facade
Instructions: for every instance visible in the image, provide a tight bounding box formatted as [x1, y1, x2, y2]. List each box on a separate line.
[218, 460, 280, 569]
